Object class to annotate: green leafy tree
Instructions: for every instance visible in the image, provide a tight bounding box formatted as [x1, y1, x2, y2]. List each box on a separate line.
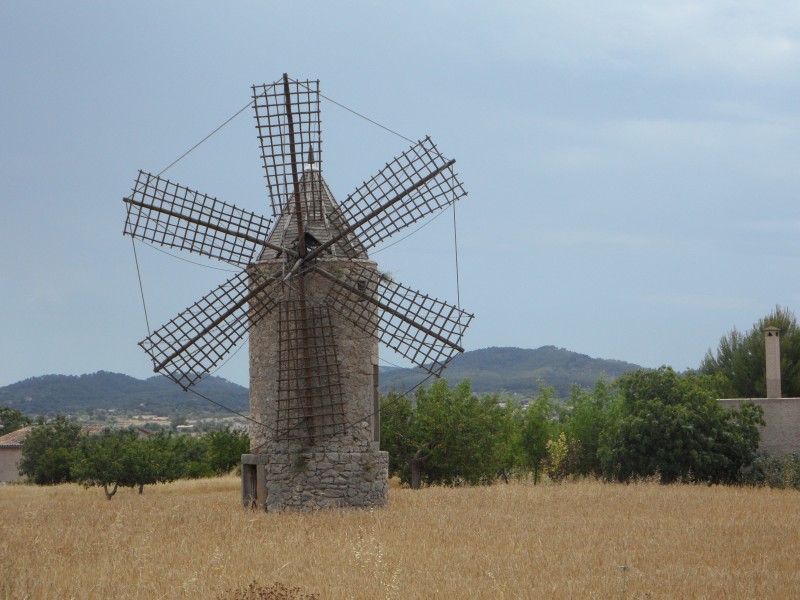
[206, 428, 250, 475]
[600, 367, 763, 484]
[145, 431, 187, 481]
[700, 305, 800, 397]
[424, 389, 515, 485]
[379, 390, 415, 482]
[520, 387, 558, 483]
[73, 429, 191, 498]
[72, 429, 149, 499]
[18, 415, 82, 484]
[489, 398, 525, 483]
[169, 433, 214, 479]
[380, 380, 516, 488]
[562, 380, 618, 477]
[0, 407, 31, 436]
[544, 431, 581, 482]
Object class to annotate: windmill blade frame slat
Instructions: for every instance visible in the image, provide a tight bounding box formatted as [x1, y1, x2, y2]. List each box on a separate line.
[329, 137, 467, 252]
[314, 263, 474, 376]
[139, 269, 282, 389]
[124, 171, 275, 267]
[276, 301, 346, 442]
[253, 77, 322, 215]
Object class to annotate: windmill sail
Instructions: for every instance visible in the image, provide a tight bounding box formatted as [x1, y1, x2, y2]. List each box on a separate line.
[124, 171, 274, 267]
[314, 263, 473, 376]
[253, 78, 322, 214]
[139, 269, 281, 389]
[276, 301, 346, 441]
[126, 74, 473, 409]
[322, 136, 467, 253]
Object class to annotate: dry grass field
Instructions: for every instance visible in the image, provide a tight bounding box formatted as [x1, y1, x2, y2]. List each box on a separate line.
[0, 476, 798, 599]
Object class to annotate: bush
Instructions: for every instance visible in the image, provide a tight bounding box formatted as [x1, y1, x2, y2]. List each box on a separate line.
[600, 368, 763, 484]
[217, 581, 318, 600]
[18, 416, 82, 484]
[738, 453, 800, 489]
[206, 428, 250, 475]
[380, 380, 523, 488]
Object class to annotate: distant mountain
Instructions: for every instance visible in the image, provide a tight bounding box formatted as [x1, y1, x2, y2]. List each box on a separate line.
[0, 347, 640, 416]
[0, 371, 248, 417]
[379, 346, 641, 398]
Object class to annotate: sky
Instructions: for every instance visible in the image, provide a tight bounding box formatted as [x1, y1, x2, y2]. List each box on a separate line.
[2, 1, 800, 389]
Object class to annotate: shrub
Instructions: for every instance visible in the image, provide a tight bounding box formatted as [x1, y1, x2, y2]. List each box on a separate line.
[216, 581, 318, 600]
[738, 453, 800, 489]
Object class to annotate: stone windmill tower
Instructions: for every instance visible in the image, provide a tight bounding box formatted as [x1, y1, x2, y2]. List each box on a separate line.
[123, 74, 473, 511]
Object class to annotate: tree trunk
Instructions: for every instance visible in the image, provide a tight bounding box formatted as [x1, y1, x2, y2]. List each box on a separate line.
[410, 460, 422, 490]
[103, 483, 118, 500]
[138, 484, 144, 495]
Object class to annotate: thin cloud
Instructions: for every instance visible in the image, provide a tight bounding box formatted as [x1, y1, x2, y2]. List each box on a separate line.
[535, 229, 670, 248]
[638, 293, 754, 311]
[455, 1, 800, 81]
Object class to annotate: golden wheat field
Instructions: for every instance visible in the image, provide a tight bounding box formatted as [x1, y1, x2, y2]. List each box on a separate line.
[0, 477, 798, 600]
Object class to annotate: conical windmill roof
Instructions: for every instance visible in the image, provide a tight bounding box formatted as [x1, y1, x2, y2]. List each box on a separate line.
[259, 167, 367, 261]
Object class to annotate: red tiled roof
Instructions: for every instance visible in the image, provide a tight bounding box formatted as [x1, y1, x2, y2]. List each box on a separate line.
[0, 424, 152, 448]
[0, 426, 34, 448]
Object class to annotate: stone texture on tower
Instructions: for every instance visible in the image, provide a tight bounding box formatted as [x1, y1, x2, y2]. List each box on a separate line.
[242, 164, 388, 511]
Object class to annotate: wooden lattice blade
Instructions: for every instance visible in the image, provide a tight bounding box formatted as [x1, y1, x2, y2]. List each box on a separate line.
[252, 76, 322, 215]
[124, 171, 275, 267]
[310, 137, 467, 257]
[314, 264, 474, 376]
[275, 301, 346, 443]
[139, 269, 281, 389]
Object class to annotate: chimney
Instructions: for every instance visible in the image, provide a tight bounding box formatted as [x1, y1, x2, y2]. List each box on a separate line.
[764, 326, 781, 398]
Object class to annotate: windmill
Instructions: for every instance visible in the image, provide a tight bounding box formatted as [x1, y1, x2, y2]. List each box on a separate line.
[123, 74, 473, 510]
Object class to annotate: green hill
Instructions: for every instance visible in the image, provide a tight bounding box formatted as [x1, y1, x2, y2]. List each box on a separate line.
[0, 371, 248, 417]
[380, 346, 640, 399]
[0, 347, 641, 416]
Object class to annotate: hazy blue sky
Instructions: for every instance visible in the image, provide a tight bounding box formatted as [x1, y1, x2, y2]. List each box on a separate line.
[2, 1, 800, 389]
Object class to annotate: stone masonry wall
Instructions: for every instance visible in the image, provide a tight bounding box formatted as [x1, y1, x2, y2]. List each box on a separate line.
[718, 397, 800, 455]
[245, 256, 387, 510]
[260, 442, 388, 511]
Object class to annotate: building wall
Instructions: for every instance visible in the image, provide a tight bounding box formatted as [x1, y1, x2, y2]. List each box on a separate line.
[0, 448, 23, 483]
[718, 398, 800, 455]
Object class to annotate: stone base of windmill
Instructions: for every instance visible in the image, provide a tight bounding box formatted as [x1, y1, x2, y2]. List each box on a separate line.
[241, 443, 388, 511]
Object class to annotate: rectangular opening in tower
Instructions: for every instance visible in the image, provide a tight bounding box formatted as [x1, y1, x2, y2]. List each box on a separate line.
[242, 463, 257, 508]
[276, 301, 346, 442]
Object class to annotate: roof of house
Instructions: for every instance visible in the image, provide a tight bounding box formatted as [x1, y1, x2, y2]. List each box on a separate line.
[0, 424, 152, 448]
[0, 426, 34, 448]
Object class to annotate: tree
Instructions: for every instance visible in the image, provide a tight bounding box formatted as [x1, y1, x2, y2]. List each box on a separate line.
[72, 429, 208, 498]
[700, 305, 800, 397]
[72, 429, 154, 499]
[423, 389, 518, 486]
[520, 387, 558, 483]
[168, 432, 214, 479]
[562, 380, 618, 477]
[543, 431, 581, 482]
[489, 399, 525, 483]
[0, 407, 31, 436]
[380, 380, 516, 488]
[600, 367, 763, 484]
[379, 390, 415, 483]
[18, 415, 82, 484]
[206, 427, 250, 475]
